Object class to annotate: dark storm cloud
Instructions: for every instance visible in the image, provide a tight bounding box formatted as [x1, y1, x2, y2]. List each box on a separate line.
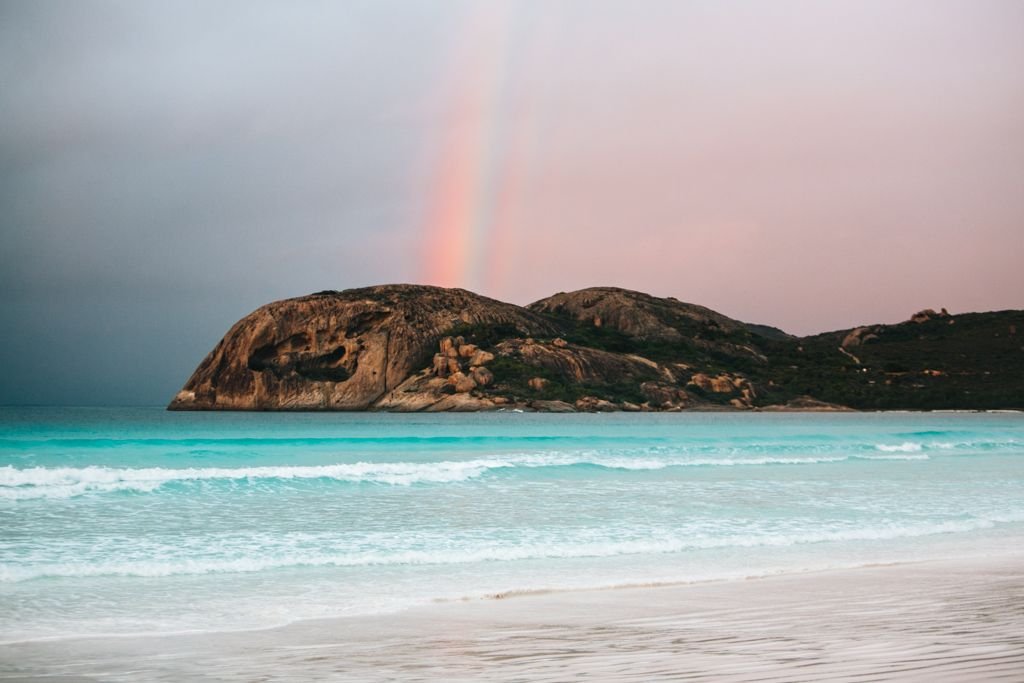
[0, 1, 460, 404]
[2, 1, 453, 294]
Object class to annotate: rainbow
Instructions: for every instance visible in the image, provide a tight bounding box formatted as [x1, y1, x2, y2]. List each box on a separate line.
[420, 3, 529, 295]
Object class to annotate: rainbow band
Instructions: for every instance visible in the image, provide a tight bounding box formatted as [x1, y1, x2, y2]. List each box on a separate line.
[422, 4, 518, 294]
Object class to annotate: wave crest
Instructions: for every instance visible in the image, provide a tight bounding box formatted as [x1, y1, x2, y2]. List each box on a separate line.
[3, 515, 1020, 582]
[8, 436, 1016, 500]
[875, 442, 924, 453]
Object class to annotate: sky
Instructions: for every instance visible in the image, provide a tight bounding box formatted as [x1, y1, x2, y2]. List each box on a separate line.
[1, 0, 1022, 405]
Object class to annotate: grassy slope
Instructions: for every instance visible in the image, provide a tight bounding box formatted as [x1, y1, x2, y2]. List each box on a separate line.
[444, 308, 1024, 410]
[761, 311, 1024, 410]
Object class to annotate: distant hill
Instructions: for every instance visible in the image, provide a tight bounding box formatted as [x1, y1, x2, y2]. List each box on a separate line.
[169, 285, 1024, 411]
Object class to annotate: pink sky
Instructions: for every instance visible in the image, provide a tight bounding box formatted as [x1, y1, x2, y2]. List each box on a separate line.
[3, 0, 1022, 403]
[415, 0, 1024, 334]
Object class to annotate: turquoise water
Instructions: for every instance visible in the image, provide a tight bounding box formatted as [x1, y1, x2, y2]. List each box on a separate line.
[1, 407, 1023, 642]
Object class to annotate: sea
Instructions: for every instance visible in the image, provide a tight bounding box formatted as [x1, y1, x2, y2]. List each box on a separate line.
[1, 407, 1022, 645]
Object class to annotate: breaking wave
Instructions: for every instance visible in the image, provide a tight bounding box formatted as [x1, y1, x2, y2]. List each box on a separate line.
[0, 448, 974, 500]
[2, 436, 1017, 500]
[3, 516, 1020, 582]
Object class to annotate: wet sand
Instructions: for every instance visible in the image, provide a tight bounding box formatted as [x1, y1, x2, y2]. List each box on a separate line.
[2, 553, 1023, 681]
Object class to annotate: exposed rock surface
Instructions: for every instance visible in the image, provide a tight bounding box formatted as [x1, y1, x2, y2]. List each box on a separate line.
[575, 396, 619, 412]
[171, 285, 1024, 412]
[909, 308, 951, 324]
[379, 333, 501, 409]
[759, 396, 857, 412]
[530, 400, 576, 413]
[496, 338, 661, 385]
[529, 287, 744, 341]
[841, 327, 879, 349]
[687, 372, 757, 408]
[639, 382, 689, 409]
[169, 285, 556, 411]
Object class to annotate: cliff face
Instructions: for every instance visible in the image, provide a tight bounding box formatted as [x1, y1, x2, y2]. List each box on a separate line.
[169, 285, 557, 410]
[170, 284, 1024, 412]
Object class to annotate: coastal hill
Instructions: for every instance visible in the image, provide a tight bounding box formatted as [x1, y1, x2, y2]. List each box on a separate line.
[169, 285, 1024, 411]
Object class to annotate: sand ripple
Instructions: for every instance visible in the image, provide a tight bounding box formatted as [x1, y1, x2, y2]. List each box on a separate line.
[1, 554, 1022, 681]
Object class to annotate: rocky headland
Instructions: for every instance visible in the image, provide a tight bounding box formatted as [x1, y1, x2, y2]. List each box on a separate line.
[169, 285, 1024, 412]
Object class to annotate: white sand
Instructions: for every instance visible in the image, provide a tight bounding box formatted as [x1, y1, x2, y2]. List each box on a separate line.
[2, 553, 1023, 681]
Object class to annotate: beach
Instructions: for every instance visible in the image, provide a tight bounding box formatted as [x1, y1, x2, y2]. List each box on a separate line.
[2, 552, 1022, 681]
[1, 408, 1023, 680]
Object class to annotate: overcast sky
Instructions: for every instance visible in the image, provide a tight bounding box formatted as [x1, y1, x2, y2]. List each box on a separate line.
[2, 0, 1022, 405]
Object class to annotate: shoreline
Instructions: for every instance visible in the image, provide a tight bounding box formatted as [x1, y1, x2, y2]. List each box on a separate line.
[0, 557, 946, 648]
[3, 551, 1023, 681]
[161, 405, 1024, 413]
[6, 404, 1022, 414]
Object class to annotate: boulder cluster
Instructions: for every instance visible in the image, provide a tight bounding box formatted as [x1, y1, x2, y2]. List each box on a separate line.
[431, 336, 495, 394]
[687, 372, 757, 409]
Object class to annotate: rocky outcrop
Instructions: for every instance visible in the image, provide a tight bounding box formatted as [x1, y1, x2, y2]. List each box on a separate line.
[530, 399, 576, 413]
[759, 396, 856, 412]
[687, 372, 757, 408]
[574, 396, 619, 412]
[170, 285, 1024, 412]
[639, 381, 689, 409]
[495, 338, 662, 385]
[527, 377, 549, 391]
[529, 287, 745, 341]
[528, 288, 773, 371]
[373, 333, 506, 412]
[169, 285, 556, 411]
[840, 326, 879, 349]
[909, 308, 950, 324]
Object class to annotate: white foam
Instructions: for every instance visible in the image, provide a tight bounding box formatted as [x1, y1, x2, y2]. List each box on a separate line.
[0, 461, 505, 500]
[3, 516, 1017, 583]
[860, 453, 931, 461]
[875, 442, 924, 452]
[0, 448, 945, 500]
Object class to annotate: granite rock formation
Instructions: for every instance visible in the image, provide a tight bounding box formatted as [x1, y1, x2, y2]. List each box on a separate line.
[528, 287, 745, 341]
[169, 285, 556, 410]
[170, 284, 1024, 412]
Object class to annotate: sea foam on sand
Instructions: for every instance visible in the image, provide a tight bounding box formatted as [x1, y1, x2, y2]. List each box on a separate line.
[2, 552, 1021, 682]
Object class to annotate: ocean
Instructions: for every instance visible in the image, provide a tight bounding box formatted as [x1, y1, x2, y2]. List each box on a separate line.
[1, 407, 1022, 645]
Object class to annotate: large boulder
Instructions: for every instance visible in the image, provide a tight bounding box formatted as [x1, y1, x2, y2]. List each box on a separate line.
[169, 285, 556, 410]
